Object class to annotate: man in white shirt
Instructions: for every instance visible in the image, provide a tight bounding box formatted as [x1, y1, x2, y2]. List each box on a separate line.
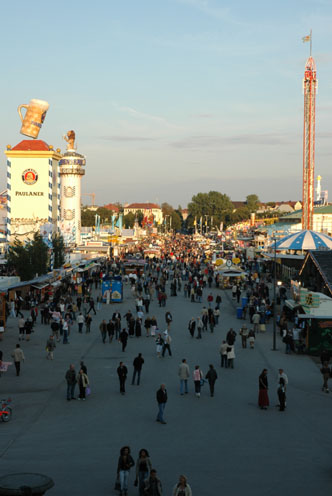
[278, 368, 288, 389]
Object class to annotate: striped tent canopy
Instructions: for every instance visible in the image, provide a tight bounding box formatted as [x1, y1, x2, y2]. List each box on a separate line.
[273, 230, 332, 251]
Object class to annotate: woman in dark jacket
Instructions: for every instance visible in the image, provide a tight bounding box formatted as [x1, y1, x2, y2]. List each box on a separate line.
[135, 318, 142, 338]
[258, 368, 269, 410]
[135, 448, 152, 495]
[117, 445, 135, 496]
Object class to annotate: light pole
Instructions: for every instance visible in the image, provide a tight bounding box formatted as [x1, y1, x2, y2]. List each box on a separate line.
[272, 236, 277, 351]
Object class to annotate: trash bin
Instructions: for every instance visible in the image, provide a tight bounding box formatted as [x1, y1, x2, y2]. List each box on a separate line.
[236, 307, 243, 319]
[241, 297, 248, 308]
[0, 473, 54, 495]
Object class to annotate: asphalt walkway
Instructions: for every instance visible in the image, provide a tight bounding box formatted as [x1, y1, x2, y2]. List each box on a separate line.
[0, 280, 331, 496]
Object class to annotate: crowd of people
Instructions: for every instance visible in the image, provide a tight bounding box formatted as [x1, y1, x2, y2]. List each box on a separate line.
[0, 233, 328, 494]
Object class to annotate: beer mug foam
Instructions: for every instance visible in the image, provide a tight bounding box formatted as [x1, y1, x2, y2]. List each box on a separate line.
[18, 99, 49, 139]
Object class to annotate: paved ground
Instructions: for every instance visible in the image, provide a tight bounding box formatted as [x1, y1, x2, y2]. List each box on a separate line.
[1, 280, 332, 496]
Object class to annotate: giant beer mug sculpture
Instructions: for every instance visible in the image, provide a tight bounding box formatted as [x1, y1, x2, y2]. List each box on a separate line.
[18, 99, 49, 138]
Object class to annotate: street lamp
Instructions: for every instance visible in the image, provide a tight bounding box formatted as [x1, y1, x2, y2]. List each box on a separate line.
[272, 236, 277, 351]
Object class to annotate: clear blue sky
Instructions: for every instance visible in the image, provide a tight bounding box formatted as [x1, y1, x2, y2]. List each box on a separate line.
[1, 0, 332, 207]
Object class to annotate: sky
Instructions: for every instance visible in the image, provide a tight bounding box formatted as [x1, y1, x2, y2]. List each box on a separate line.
[1, 0, 332, 208]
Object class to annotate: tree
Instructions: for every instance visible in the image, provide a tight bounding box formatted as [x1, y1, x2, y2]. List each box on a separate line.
[136, 210, 144, 226]
[161, 202, 174, 217]
[231, 206, 250, 223]
[123, 212, 135, 228]
[246, 194, 260, 213]
[81, 208, 95, 227]
[170, 210, 182, 231]
[7, 233, 49, 281]
[52, 233, 65, 269]
[188, 191, 234, 228]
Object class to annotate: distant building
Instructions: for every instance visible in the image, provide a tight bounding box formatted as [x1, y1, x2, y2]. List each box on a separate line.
[123, 202, 163, 225]
[103, 203, 120, 213]
[257, 201, 302, 214]
[279, 205, 332, 235]
[5, 140, 61, 242]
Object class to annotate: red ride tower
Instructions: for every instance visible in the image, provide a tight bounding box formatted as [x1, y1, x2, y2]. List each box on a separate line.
[302, 55, 317, 230]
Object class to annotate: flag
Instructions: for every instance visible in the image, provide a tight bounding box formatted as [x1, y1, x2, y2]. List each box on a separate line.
[302, 35, 310, 43]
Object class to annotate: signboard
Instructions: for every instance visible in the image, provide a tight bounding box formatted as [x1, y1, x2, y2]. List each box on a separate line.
[300, 289, 320, 308]
[102, 278, 123, 303]
[111, 279, 123, 302]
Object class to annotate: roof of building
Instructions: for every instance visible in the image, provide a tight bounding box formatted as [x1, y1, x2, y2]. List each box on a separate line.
[125, 203, 160, 209]
[11, 140, 51, 151]
[300, 250, 332, 297]
[280, 205, 332, 220]
[103, 203, 120, 212]
[232, 201, 246, 209]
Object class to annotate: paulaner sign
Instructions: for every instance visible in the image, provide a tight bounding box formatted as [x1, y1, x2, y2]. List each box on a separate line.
[15, 191, 44, 196]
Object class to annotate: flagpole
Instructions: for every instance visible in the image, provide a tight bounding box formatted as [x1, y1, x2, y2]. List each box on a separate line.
[310, 29, 312, 56]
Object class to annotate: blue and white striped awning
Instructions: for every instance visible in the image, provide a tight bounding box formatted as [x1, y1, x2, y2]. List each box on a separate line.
[273, 230, 332, 251]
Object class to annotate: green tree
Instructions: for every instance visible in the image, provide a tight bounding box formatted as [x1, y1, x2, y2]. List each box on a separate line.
[136, 210, 144, 226]
[188, 191, 233, 228]
[170, 210, 182, 231]
[81, 208, 95, 227]
[231, 206, 250, 223]
[52, 233, 65, 269]
[7, 232, 49, 281]
[246, 194, 260, 213]
[123, 212, 135, 228]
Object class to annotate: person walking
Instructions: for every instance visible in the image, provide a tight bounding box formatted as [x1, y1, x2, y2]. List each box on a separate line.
[172, 475, 192, 496]
[277, 377, 286, 411]
[65, 364, 77, 401]
[18, 317, 25, 341]
[193, 365, 203, 398]
[77, 367, 89, 400]
[240, 324, 249, 348]
[248, 329, 255, 349]
[46, 335, 56, 360]
[226, 328, 237, 345]
[135, 449, 152, 495]
[196, 317, 203, 339]
[87, 297, 96, 315]
[85, 314, 92, 333]
[252, 312, 260, 334]
[117, 446, 135, 496]
[205, 364, 218, 397]
[227, 344, 235, 368]
[99, 319, 107, 343]
[178, 359, 190, 395]
[278, 368, 288, 390]
[119, 328, 129, 352]
[162, 333, 172, 357]
[156, 384, 167, 424]
[117, 361, 128, 395]
[321, 362, 331, 393]
[11, 344, 25, 376]
[220, 341, 228, 368]
[143, 469, 162, 496]
[107, 319, 115, 343]
[77, 312, 84, 333]
[165, 311, 172, 330]
[188, 317, 195, 338]
[258, 368, 269, 409]
[132, 353, 144, 385]
[155, 333, 164, 358]
[144, 316, 151, 337]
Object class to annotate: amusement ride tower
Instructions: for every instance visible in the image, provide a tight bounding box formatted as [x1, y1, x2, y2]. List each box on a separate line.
[302, 37, 317, 230]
